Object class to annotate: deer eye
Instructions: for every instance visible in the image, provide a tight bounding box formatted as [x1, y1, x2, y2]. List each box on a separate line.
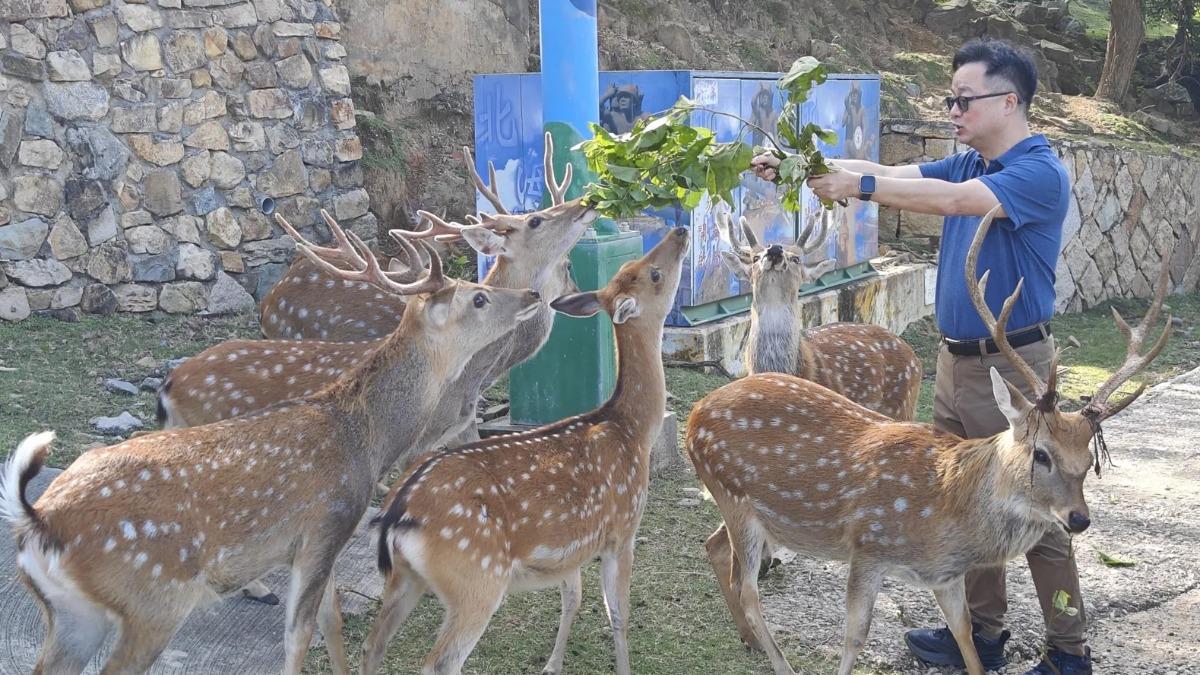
[528, 216, 543, 229]
[789, 255, 801, 263]
[751, 255, 760, 263]
[1033, 449, 1051, 467]
[473, 293, 488, 308]
[650, 268, 662, 283]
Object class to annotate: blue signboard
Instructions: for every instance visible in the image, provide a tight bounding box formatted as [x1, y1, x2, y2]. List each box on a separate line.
[473, 71, 881, 326]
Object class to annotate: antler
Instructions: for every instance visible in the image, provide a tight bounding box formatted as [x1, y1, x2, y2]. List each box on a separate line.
[795, 209, 831, 255]
[407, 210, 502, 244]
[964, 205, 1047, 397]
[276, 211, 445, 296]
[1082, 251, 1174, 421]
[462, 145, 510, 215]
[715, 207, 755, 256]
[274, 210, 424, 284]
[543, 131, 573, 206]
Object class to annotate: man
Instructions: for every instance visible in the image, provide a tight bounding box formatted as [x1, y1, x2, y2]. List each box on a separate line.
[752, 38, 1091, 675]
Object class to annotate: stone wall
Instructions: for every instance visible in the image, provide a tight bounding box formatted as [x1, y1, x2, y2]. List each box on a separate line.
[879, 120, 1200, 314]
[0, 0, 373, 322]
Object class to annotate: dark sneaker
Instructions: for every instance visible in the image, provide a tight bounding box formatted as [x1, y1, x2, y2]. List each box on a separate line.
[1024, 647, 1093, 675]
[904, 624, 1010, 671]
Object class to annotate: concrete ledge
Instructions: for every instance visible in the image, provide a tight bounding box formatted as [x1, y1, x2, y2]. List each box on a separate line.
[662, 262, 935, 377]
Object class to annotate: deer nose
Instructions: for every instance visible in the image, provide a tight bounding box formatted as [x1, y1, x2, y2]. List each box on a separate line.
[528, 290, 540, 300]
[1067, 511, 1091, 533]
[672, 227, 687, 238]
[766, 244, 783, 259]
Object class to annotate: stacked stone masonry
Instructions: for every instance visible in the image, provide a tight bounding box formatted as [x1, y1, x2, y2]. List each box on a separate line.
[879, 120, 1200, 314]
[0, 0, 373, 322]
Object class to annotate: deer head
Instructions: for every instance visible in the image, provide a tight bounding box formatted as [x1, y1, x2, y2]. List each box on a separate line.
[551, 226, 690, 327]
[412, 132, 597, 270]
[717, 207, 834, 308]
[966, 206, 1173, 534]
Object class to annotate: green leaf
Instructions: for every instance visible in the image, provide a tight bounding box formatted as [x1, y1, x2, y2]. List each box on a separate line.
[605, 164, 642, 182]
[778, 57, 828, 104]
[1052, 590, 1080, 616]
[1096, 549, 1137, 568]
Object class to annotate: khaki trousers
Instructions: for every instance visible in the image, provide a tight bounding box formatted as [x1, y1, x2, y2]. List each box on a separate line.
[933, 335, 1088, 656]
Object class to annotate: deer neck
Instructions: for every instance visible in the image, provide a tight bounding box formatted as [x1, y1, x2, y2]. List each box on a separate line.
[324, 316, 453, 478]
[483, 256, 548, 293]
[937, 432, 1051, 565]
[596, 319, 667, 442]
[748, 300, 803, 375]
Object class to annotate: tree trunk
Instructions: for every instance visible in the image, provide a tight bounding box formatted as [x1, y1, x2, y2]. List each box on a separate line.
[1094, 0, 1146, 102]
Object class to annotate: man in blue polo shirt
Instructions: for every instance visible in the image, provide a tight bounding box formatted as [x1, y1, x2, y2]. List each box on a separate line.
[753, 39, 1090, 675]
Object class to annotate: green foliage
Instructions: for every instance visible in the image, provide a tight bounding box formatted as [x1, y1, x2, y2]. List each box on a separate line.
[441, 251, 474, 280]
[575, 58, 838, 219]
[359, 115, 407, 174]
[1052, 589, 1080, 617]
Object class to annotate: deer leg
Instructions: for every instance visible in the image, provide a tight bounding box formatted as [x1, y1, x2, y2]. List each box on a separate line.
[704, 523, 760, 648]
[28, 586, 111, 675]
[241, 578, 281, 605]
[360, 567, 429, 675]
[932, 579, 987, 675]
[99, 615, 184, 675]
[316, 576, 349, 675]
[600, 545, 636, 675]
[422, 583, 504, 675]
[282, 550, 340, 675]
[725, 515, 795, 675]
[836, 561, 884, 675]
[542, 569, 583, 675]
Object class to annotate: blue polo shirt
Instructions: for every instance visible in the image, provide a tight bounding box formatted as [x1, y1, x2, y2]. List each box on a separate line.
[920, 134, 1069, 341]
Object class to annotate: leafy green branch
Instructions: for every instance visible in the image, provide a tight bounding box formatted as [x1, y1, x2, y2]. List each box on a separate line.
[574, 57, 839, 219]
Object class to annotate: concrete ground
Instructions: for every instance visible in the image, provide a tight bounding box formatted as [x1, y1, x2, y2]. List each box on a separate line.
[1, 367, 1197, 674]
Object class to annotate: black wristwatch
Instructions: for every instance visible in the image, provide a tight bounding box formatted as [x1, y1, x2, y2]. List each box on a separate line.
[859, 174, 876, 202]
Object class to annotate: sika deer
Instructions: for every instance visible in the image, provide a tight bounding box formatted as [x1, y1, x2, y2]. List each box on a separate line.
[716, 208, 922, 420]
[160, 133, 594, 441]
[0, 232, 544, 675]
[359, 227, 691, 675]
[259, 132, 583, 341]
[687, 207, 1173, 675]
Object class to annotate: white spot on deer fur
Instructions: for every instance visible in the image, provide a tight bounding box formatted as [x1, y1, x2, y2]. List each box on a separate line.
[132, 552, 148, 568]
[894, 498, 908, 513]
[100, 486, 112, 497]
[458, 538, 469, 551]
[104, 538, 116, 552]
[121, 521, 137, 540]
[920, 506, 934, 518]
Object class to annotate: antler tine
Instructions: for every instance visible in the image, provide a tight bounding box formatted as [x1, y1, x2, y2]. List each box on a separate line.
[543, 131, 572, 206]
[1084, 252, 1175, 420]
[714, 207, 746, 252]
[407, 210, 483, 243]
[796, 209, 831, 254]
[965, 204, 1046, 396]
[739, 215, 763, 251]
[462, 145, 510, 215]
[275, 212, 367, 269]
[348, 228, 446, 296]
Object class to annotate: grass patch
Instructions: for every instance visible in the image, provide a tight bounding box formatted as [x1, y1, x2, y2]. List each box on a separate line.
[358, 114, 408, 174]
[304, 473, 831, 675]
[0, 312, 260, 465]
[1071, 0, 1176, 40]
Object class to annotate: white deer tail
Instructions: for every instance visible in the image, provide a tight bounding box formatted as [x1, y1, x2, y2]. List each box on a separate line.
[1, 431, 54, 539]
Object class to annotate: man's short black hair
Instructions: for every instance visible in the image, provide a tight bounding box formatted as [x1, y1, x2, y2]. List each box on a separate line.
[953, 38, 1038, 110]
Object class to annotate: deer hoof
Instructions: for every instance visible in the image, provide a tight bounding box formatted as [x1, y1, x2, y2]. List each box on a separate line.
[242, 588, 281, 606]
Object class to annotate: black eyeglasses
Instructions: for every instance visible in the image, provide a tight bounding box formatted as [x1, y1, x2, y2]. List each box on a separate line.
[943, 91, 1016, 113]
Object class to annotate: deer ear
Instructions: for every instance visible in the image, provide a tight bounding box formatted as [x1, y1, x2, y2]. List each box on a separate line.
[386, 258, 411, 274]
[425, 284, 458, 327]
[990, 367, 1033, 425]
[461, 226, 508, 256]
[611, 296, 641, 324]
[550, 291, 601, 318]
[720, 250, 751, 279]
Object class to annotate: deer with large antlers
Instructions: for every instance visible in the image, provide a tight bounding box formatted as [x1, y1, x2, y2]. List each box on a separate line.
[686, 206, 1173, 675]
[358, 227, 691, 675]
[259, 132, 583, 341]
[0, 231, 545, 674]
[163, 134, 592, 435]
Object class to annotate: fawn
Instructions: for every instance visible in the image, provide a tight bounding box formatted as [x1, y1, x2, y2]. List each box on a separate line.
[0, 230, 545, 675]
[688, 206, 1172, 675]
[358, 227, 691, 675]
